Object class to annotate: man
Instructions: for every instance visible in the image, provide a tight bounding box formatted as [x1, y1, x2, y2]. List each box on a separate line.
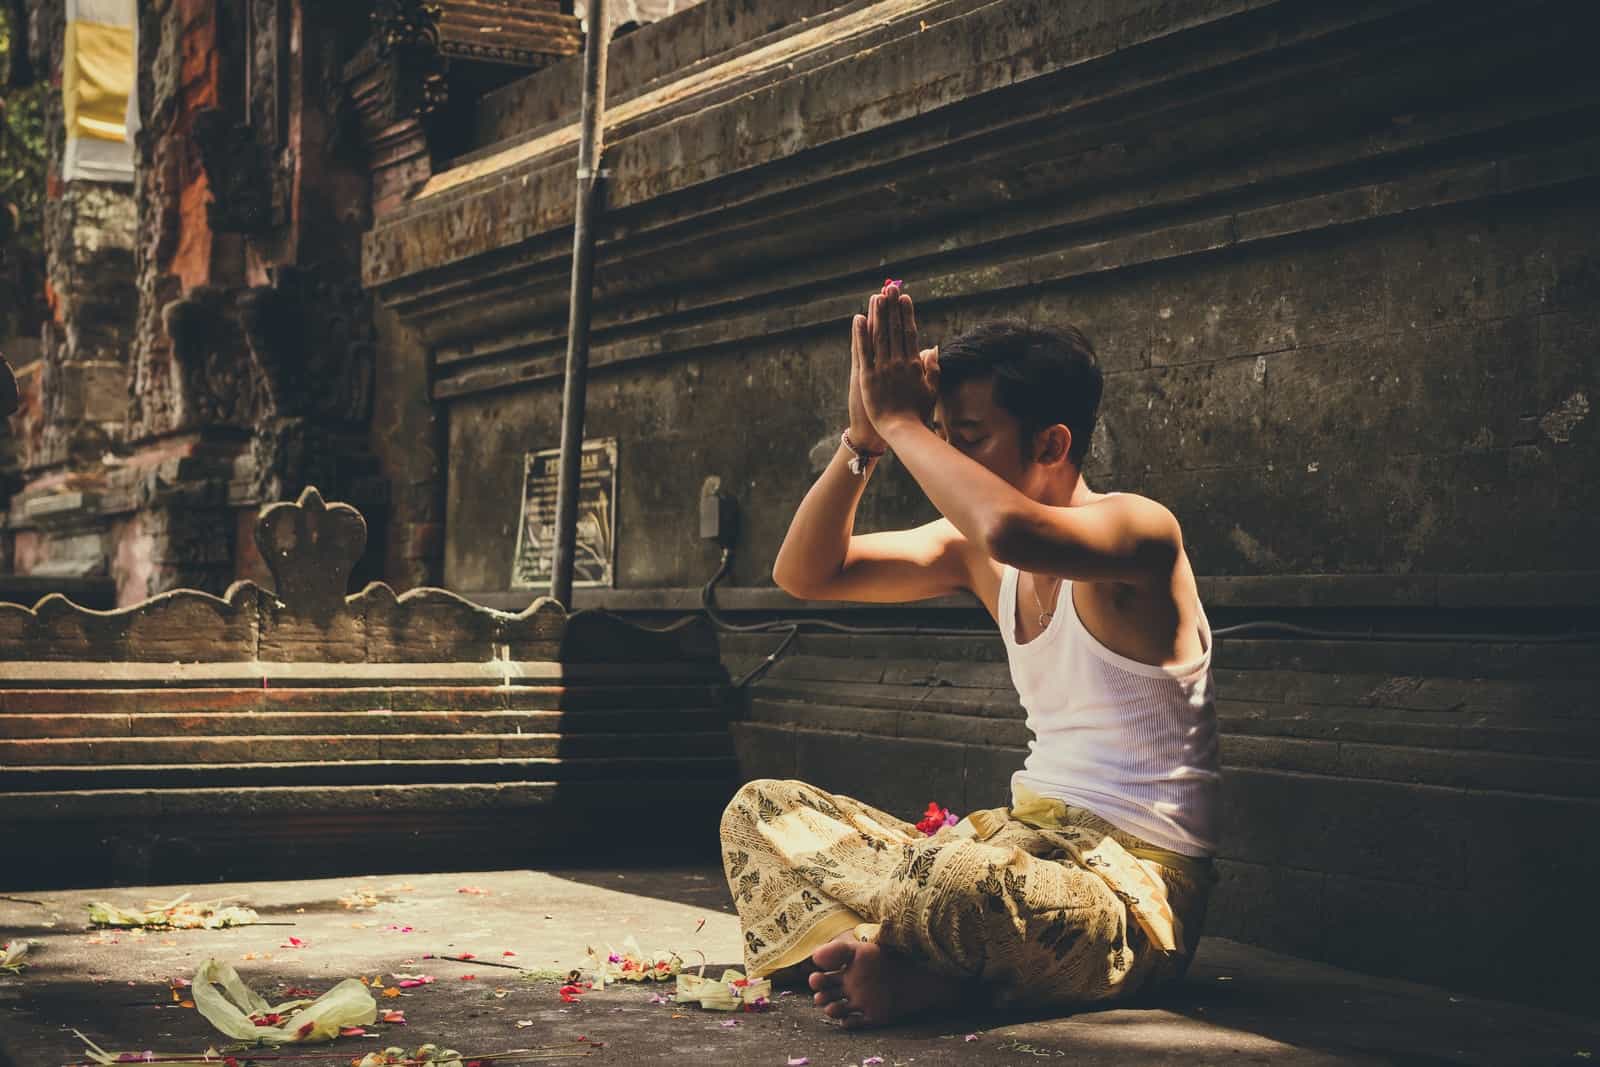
[719, 281, 1221, 1027]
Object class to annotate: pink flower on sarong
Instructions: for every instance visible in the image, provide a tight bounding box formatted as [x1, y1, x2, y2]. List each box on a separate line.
[916, 802, 957, 836]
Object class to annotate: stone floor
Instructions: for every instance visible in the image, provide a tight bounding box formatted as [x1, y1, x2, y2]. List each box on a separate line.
[2, 867, 1596, 1066]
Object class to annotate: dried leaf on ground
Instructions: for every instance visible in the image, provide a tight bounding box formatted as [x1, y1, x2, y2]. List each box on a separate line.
[0, 939, 34, 973]
[88, 893, 260, 930]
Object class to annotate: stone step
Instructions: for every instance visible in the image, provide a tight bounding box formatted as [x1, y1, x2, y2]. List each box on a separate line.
[747, 695, 1032, 748]
[5, 780, 740, 889]
[0, 730, 734, 765]
[749, 676, 1024, 717]
[2, 778, 740, 821]
[748, 659, 1599, 724]
[717, 631, 1007, 664]
[0, 707, 729, 739]
[0, 753, 740, 791]
[0, 684, 730, 715]
[762, 654, 1015, 689]
[718, 631, 1600, 679]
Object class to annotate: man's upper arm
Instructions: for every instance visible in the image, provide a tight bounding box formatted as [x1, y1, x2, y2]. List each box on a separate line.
[989, 493, 1181, 585]
[787, 518, 972, 603]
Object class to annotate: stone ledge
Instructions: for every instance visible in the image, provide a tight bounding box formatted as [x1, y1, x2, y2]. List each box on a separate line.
[0, 683, 727, 712]
[0, 777, 739, 821]
[0, 753, 741, 792]
[0, 659, 725, 688]
[0, 707, 733, 739]
[367, 0, 1600, 403]
[468, 569, 1600, 614]
[471, 0, 860, 156]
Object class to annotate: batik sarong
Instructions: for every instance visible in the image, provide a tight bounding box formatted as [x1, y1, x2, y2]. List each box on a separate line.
[718, 778, 1216, 1009]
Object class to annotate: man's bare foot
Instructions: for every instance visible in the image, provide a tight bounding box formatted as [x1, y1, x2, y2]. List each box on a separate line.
[765, 957, 818, 989]
[807, 931, 964, 1028]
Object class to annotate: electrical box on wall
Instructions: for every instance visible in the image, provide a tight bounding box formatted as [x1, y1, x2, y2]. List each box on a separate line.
[700, 482, 738, 547]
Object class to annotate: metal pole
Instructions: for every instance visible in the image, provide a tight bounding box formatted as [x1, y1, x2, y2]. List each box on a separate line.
[550, 0, 610, 608]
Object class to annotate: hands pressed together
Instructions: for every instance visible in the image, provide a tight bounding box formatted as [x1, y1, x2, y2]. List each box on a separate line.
[847, 280, 940, 454]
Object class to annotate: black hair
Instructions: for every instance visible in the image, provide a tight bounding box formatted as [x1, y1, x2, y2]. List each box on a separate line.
[935, 319, 1103, 466]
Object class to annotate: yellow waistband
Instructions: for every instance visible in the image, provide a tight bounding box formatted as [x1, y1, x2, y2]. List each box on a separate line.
[1009, 786, 1217, 884]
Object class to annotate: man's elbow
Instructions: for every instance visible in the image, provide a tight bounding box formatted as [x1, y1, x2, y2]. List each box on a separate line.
[772, 560, 820, 601]
[978, 510, 1030, 568]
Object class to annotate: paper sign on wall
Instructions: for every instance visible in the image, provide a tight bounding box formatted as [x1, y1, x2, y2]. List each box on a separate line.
[510, 438, 617, 589]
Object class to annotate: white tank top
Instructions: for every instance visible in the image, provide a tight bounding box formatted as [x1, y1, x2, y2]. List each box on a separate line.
[998, 564, 1221, 857]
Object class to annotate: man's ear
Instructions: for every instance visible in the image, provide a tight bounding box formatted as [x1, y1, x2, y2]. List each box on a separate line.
[1035, 424, 1072, 465]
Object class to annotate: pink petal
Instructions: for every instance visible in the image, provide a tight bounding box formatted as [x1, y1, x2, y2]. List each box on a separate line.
[788, 1058, 810, 1066]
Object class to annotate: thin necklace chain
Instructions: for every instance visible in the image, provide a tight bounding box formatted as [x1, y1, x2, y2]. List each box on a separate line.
[1031, 572, 1063, 628]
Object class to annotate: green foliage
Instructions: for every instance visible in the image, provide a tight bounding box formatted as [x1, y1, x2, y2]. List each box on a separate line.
[0, 3, 47, 339]
[0, 5, 46, 253]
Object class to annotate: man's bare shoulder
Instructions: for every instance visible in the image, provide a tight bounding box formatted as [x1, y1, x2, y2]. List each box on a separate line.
[1052, 490, 1185, 591]
[1092, 489, 1179, 520]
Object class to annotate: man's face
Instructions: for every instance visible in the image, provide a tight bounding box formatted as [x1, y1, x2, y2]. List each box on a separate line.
[931, 376, 1039, 494]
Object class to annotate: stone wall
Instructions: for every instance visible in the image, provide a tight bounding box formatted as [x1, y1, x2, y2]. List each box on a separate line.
[368, 0, 1599, 600]
[364, 0, 1600, 1005]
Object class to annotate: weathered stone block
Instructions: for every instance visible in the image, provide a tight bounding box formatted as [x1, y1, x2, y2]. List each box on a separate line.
[1337, 742, 1600, 797]
[1217, 770, 1467, 889]
[748, 696, 895, 737]
[730, 721, 797, 782]
[1318, 873, 1467, 992]
[1147, 236, 1383, 367]
[1101, 354, 1266, 476]
[961, 743, 1026, 812]
[898, 708, 1031, 748]
[1220, 734, 1340, 775]
[1204, 858, 1325, 960]
[792, 728, 965, 819]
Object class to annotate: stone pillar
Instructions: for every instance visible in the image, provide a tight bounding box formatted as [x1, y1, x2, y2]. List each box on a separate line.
[112, 0, 385, 602]
[371, 304, 445, 590]
[3, 0, 138, 586]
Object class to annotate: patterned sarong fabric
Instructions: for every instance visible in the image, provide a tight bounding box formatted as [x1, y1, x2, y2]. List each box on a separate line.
[720, 778, 1215, 1009]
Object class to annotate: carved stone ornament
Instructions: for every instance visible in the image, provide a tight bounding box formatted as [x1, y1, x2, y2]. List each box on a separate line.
[0, 488, 718, 671]
[255, 487, 368, 619]
[371, 0, 450, 118]
[237, 264, 375, 424]
[161, 286, 258, 428]
[190, 108, 286, 233]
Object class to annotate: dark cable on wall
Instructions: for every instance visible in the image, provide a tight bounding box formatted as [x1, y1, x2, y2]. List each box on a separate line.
[642, 548, 1599, 690]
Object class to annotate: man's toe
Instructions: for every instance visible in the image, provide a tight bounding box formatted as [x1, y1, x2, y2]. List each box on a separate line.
[809, 969, 843, 992]
[811, 938, 855, 972]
